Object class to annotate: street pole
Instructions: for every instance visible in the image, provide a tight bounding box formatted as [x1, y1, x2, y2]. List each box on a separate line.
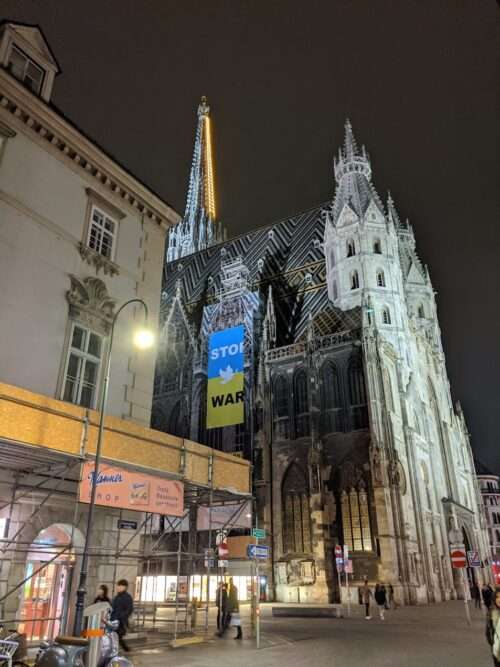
[461, 568, 471, 626]
[255, 516, 260, 649]
[73, 299, 149, 636]
[345, 570, 351, 618]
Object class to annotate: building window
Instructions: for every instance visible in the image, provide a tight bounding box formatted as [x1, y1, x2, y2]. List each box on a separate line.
[341, 484, 373, 552]
[87, 206, 117, 259]
[62, 324, 102, 408]
[273, 375, 290, 439]
[351, 270, 360, 290]
[348, 356, 368, 429]
[418, 304, 425, 318]
[320, 362, 343, 433]
[282, 464, 311, 555]
[382, 307, 391, 325]
[347, 239, 356, 257]
[7, 45, 45, 95]
[376, 270, 386, 287]
[333, 280, 338, 300]
[293, 370, 310, 438]
[373, 239, 382, 254]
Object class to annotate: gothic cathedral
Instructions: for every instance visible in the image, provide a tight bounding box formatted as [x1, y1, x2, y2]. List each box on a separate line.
[154, 102, 488, 604]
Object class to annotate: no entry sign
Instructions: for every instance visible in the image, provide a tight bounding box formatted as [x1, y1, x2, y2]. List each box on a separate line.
[451, 549, 467, 569]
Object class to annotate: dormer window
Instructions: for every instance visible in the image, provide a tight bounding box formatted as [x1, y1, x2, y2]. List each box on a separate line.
[7, 45, 44, 95]
[347, 239, 356, 257]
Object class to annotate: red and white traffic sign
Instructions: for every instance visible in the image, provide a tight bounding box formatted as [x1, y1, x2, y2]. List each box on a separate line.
[335, 545, 342, 558]
[450, 549, 467, 569]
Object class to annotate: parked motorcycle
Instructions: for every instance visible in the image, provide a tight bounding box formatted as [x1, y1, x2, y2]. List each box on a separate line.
[35, 616, 133, 667]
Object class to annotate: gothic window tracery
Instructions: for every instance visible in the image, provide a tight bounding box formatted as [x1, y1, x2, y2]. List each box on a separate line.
[341, 482, 373, 552]
[273, 375, 290, 439]
[282, 464, 312, 555]
[293, 369, 310, 438]
[376, 269, 386, 287]
[351, 270, 360, 290]
[347, 239, 356, 257]
[382, 307, 391, 325]
[320, 361, 343, 433]
[348, 356, 368, 429]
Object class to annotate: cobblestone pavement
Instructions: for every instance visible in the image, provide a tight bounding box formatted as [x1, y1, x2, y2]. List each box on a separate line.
[129, 600, 492, 667]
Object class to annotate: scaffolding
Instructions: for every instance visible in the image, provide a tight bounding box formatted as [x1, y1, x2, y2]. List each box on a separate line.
[0, 382, 252, 645]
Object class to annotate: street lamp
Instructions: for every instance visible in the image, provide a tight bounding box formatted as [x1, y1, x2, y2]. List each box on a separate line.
[73, 299, 155, 635]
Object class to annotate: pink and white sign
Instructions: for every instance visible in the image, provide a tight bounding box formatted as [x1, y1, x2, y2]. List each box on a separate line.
[79, 461, 184, 516]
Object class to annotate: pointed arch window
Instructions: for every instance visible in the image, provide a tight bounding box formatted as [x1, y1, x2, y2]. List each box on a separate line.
[373, 239, 382, 254]
[341, 483, 373, 552]
[351, 270, 360, 290]
[418, 304, 425, 318]
[282, 464, 312, 554]
[273, 375, 290, 439]
[382, 307, 391, 325]
[293, 369, 310, 438]
[332, 280, 338, 301]
[320, 361, 344, 433]
[347, 239, 356, 257]
[376, 270, 386, 287]
[348, 356, 368, 429]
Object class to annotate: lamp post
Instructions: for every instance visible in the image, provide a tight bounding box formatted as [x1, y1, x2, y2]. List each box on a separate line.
[73, 298, 154, 635]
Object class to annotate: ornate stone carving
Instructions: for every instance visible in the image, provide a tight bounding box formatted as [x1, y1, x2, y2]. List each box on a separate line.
[369, 442, 384, 485]
[78, 242, 120, 276]
[66, 274, 116, 334]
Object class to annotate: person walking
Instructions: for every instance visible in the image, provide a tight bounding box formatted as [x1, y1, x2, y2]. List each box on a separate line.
[486, 587, 500, 666]
[483, 583, 495, 610]
[227, 578, 242, 639]
[472, 583, 482, 609]
[215, 582, 228, 632]
[387, 583, 397, 609]
[111, 579, 134, 653]
[94, 584, 111, 605]
[361, 579, 373, 620]
[374, 583, 387, 620]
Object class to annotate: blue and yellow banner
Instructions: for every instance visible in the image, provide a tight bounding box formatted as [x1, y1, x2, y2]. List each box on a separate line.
[207, 325, 245, 429]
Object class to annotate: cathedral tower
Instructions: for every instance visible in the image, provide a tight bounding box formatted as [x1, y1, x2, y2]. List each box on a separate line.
[166, 97, 225, 261]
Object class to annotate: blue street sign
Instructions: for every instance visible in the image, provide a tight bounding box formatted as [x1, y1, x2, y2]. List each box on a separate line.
[247, 544, 270, 560]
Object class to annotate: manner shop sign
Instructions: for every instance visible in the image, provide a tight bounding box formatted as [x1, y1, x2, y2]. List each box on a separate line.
[79, 461, 184, 516]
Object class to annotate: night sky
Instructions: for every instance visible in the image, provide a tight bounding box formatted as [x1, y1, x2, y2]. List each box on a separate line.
[2, 2, 499, 472]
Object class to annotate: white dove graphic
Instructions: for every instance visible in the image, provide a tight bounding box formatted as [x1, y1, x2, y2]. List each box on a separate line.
[219, 365, 235, 384]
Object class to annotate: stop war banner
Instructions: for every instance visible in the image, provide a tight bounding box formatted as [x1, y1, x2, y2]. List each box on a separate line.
[79, 461, 184, 516]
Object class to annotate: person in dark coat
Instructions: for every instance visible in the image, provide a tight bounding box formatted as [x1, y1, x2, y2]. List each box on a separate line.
[483, 584, 495, 610]
[374, 583, 387, 620]
[215, 582, 228, 632]
[486, 587, 500, 666]
[94, 584, 111, 605]
[227, 578, 241, 639]
[111, 579, 134, 652]
[471, 583, 482, 609]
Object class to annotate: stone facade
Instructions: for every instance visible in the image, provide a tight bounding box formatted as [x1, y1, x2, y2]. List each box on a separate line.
[153, 118, 490, 605]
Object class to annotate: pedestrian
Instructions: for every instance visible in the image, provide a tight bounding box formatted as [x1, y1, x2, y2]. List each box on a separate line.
[227, 577, 242, 639]
[94, 584, 111, 605]
[486, 587, 500, 666]
[387, 583, 397, 609]
[111, 579, 134, 653]
[472, 583, 482, 609]
[216, 582, 228, 632]
[483, 583, 495, 610]
[361, 578, 373, 620]
[374, 583, 387, 620]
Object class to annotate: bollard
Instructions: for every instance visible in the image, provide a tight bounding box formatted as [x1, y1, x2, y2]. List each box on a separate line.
[83, 601, 111, 667]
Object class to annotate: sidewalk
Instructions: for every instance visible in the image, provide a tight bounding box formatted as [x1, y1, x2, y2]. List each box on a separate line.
[130, 600, 492, 667]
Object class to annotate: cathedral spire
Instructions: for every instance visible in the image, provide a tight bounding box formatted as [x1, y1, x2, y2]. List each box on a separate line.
[344, 118, 358, 160]
[166, 96, 224, 262]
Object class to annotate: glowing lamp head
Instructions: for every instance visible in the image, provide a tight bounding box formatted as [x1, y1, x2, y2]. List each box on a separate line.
[133, 328, 155, 350]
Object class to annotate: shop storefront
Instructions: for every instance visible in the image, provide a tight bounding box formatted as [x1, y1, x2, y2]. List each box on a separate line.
[135, 574, 267, 604]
